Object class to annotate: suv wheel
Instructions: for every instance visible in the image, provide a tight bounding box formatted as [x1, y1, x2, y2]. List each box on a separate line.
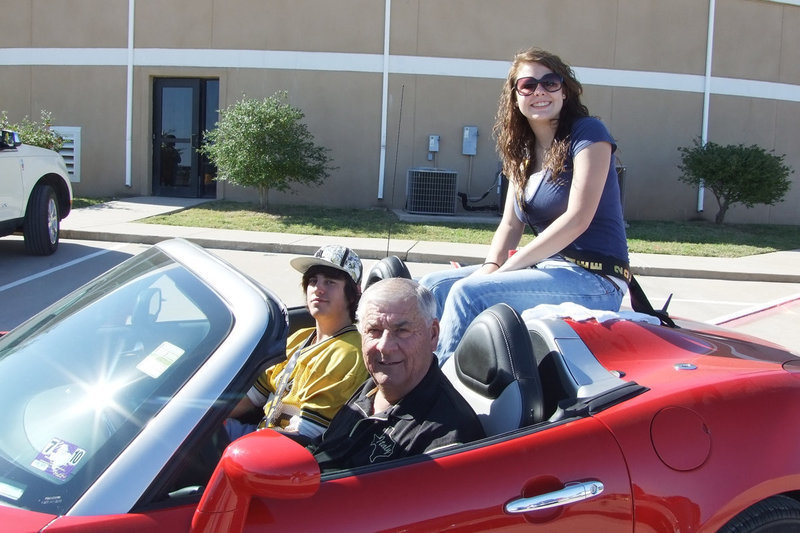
[23, 184, 60, 255]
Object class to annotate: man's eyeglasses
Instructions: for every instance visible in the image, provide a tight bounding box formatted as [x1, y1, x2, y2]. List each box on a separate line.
[514, 73, 564, 95]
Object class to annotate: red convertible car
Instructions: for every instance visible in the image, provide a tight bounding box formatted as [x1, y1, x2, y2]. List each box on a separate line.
[1, 238, 799, 532]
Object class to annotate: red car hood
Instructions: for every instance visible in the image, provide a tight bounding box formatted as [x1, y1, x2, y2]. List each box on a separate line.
[0, 505, 56, 533]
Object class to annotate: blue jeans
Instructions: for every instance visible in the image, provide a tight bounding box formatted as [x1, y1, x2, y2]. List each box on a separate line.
[225, 418, 258, 441]
[419, 258, 624, 364]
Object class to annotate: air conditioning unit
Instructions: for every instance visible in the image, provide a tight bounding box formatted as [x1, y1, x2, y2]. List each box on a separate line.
[405, 168, 457, 215]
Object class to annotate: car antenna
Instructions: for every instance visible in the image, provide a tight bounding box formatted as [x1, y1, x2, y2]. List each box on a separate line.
[386, 84, 405, 258]
[661, 293, 673, 315]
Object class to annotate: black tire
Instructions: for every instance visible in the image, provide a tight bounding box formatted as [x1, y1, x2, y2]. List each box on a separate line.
[719, 495, 800, 533]
[23, 184, 60, 255]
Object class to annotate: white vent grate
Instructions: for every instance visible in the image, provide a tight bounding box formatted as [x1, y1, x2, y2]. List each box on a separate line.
[52, 126, 81, 182]
[405, 168, 457, 215]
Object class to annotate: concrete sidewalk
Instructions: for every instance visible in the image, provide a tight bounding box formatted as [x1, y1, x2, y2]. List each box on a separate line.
[61, 197, 800, 283]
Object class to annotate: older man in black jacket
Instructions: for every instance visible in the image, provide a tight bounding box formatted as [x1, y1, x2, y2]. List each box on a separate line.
[309, 278, 484, 471]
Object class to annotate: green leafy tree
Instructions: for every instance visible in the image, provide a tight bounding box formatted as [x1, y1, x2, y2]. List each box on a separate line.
[0, 109, 64, 151]
[200, 92, 334, 209]
[678, 139, 792, 224]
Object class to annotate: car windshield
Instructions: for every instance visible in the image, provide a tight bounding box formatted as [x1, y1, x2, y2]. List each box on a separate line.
[0, 247, 233, 515]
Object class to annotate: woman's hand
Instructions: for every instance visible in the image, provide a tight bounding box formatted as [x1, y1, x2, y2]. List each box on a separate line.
[473, 180, 525, 275]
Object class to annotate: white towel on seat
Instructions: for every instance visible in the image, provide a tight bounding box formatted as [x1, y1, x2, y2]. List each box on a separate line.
[521, 302, 661, 325]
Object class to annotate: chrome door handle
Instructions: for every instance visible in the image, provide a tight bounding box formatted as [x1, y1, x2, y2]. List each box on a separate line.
[505, 481, 605, 513]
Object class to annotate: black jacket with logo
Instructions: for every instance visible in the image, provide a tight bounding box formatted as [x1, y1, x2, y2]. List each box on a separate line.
[310, 358, 485, 472]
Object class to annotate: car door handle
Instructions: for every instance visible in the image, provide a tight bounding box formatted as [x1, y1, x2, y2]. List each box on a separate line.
[505, 481, 605, 513]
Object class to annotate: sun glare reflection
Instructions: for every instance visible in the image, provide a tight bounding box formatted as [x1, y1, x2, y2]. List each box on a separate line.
[81, 379, 125, 414]
[66, 377, 134, 438]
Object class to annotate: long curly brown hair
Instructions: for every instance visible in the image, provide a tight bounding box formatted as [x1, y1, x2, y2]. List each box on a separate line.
[492, 48, 589, 208]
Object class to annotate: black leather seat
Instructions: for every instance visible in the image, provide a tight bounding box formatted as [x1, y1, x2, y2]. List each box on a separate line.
[442, 303, 545, 436]
[362, 255, 411, 290]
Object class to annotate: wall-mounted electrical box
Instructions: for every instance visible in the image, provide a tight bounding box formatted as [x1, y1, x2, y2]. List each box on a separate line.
[428, 135, 440, 152]
[462, 126, 478, 155]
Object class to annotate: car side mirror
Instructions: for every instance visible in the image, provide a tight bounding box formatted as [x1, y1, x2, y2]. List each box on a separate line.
[1, 129, 22, 148]
[191, 429, 321, 533]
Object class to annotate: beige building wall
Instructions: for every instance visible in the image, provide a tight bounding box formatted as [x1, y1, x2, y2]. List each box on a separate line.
[2, 0, 798, 224]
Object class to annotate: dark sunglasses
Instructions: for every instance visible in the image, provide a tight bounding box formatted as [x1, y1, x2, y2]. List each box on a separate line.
[514, 73, 564, 95]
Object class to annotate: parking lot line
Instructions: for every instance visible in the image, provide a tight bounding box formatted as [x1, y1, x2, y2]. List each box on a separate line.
[0, 244, 127, 293]
[710, 293, 800, 326]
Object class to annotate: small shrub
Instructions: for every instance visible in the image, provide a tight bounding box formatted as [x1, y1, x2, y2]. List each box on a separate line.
[200, 92, 334, 209]
[0, 109, 64, 151]
[678, 139, 792, 224]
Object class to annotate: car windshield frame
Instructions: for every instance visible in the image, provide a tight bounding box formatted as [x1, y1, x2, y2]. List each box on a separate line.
[0, 246, 234, 515]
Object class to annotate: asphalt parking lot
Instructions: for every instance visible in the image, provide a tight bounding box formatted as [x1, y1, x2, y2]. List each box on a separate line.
[2, 235, 798, 353]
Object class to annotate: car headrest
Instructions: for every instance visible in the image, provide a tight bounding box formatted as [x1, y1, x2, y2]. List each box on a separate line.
[363, 255, 411, 290]
[453, 304, 544, 425]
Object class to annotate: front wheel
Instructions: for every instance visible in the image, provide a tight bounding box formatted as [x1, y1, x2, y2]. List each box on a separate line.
[23, 184, 60, 255]
[718, 495, 800, 533]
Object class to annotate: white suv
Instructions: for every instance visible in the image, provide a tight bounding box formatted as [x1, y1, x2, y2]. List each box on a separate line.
[0, 130, 73, 255]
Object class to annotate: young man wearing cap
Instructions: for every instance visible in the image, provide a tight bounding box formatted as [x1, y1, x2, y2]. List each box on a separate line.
[227, 245, 369, 445]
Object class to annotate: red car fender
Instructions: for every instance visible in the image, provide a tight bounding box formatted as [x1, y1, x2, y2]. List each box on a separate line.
[597, 372, 800, 531]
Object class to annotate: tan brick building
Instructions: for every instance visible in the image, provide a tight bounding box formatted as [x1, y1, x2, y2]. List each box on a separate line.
[2, 0, 799, 223]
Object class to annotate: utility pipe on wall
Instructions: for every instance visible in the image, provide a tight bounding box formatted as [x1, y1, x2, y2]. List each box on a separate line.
[125, 0, 135, 188]
[698, 0, 716, 213]
[377, 0, 391, 200]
